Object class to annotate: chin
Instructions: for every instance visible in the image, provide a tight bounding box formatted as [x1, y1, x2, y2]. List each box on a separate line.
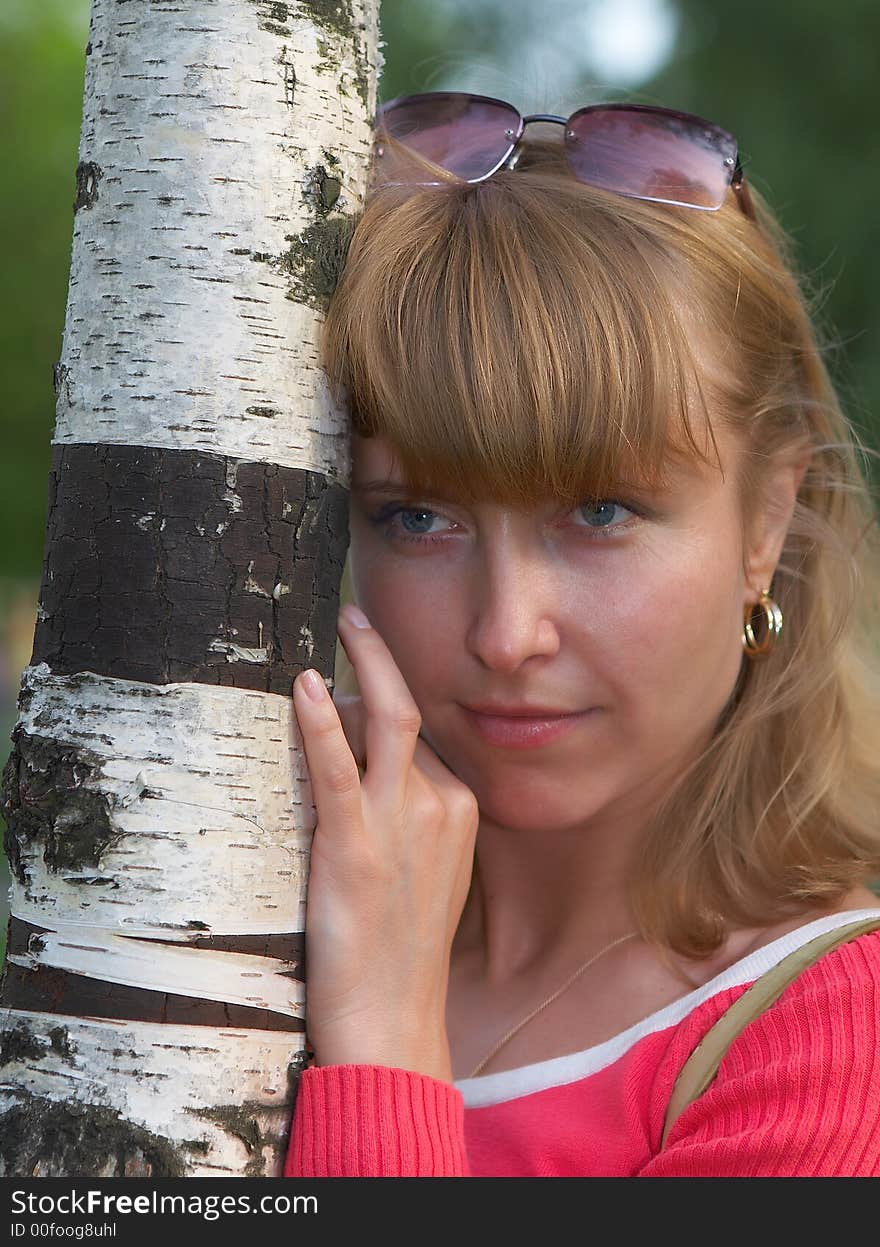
[474, 783, 598, 835]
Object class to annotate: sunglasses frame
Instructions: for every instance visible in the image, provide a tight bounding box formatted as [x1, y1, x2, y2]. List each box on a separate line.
[375, 91, 754, 219]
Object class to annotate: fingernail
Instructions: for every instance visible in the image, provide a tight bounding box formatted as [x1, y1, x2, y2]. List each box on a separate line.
[341, 604, 371, 629]
[300, 669, 327, 701]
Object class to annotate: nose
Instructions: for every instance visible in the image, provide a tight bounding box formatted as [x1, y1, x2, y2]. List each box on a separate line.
[465, 535, 561, 673]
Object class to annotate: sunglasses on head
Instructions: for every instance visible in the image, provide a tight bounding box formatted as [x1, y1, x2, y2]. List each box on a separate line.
[371, 91, 754, 218]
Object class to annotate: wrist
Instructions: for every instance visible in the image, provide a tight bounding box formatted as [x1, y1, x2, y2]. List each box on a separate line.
[312, 1033, 454, 1084]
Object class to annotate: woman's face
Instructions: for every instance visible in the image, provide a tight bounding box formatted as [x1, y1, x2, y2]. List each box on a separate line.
[346, 423, 756, 837]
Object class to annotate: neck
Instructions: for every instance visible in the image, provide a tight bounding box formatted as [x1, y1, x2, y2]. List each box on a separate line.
[448, 739, 703, 989]
[452, 804, 645, 989]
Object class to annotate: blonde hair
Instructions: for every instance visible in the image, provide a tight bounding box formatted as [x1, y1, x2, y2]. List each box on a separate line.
[322, 139, 880, 959]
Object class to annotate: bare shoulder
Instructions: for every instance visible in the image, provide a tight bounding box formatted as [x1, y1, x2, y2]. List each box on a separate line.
[676, 884, 880, 989]
[743, 884, 880, 954]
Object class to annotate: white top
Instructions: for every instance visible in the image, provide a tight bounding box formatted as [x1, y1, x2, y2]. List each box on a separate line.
[455, 906, 880, 1109]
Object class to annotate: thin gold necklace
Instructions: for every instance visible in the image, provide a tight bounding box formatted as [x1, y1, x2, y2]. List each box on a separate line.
[466, 930, 640, 1079]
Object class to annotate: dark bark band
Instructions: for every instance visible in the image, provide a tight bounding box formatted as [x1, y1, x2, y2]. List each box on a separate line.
[31, 443, 349, 694]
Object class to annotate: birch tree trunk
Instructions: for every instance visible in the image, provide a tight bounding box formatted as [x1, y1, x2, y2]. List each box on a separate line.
[0, 0, 382, 1178]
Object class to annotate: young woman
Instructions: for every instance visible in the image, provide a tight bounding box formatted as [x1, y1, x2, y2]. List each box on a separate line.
[284, 95, 880, 1176]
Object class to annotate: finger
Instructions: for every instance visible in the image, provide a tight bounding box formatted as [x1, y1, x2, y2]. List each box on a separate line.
[410, 734, 461, 790]
[336, 606, 422, 802]
[412, 736, 480, 824]
[293, 670, 363, 834]
[334, 694, 367, 776]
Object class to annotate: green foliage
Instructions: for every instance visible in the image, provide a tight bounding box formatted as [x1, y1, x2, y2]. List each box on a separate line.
[0, 0, 91, 578]
[638, 0, 880, 467]
[377, 0, 511, 102]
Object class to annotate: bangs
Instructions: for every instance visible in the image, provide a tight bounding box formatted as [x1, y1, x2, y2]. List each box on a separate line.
[322, 168, 724, 508]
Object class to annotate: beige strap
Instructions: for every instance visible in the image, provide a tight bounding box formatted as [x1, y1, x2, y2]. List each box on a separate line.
[660, 914, 880, 1149]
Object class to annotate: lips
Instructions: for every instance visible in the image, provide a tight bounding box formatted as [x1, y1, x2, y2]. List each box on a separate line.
[461, 704, 596, 749]
[462, 702, 582, 717]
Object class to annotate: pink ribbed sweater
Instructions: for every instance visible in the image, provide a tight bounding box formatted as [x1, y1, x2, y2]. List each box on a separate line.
[284, 910, 880, 1177]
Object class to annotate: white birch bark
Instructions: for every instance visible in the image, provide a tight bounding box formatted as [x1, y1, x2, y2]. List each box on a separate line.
[0, 0, 382, 1178]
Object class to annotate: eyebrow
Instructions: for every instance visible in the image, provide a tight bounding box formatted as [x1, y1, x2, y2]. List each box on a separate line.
[350, 480, 409, 494]
[350, 468, 700, 503]
[350, 480, 468, 502]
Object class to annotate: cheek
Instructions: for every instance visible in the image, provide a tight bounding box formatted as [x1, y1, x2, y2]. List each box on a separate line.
[349, 554, 456, 698]
[601, 529, 745, 732]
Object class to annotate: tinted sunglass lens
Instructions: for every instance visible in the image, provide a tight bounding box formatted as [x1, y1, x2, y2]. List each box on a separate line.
[566, 107, 738, 209]
[372, 94, 521, 185]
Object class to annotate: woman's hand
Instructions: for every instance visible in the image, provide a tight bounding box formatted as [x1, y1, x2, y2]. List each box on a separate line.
[292, 603, 480, 1083]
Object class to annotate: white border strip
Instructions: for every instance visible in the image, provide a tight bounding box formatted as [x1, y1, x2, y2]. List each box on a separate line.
[455, 907, 880, 1108]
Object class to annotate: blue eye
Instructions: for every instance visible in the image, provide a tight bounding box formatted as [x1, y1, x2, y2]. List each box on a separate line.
[367, 497, 642, 547]
[397, 506, 441, 535]
[369, 503, 452, 544]
[574, 500, 636, 532]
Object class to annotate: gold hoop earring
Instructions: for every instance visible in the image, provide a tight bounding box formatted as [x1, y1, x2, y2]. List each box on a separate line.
[742, 587, 783, 658]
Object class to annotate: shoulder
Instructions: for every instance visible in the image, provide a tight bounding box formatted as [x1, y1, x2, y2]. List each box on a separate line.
[642, 926, 880, 1175]
[658, 906, 880, 1056]
[777, 921, 880, 995]
[705, 919, 880, 1082]
[718, 923, 880, 1060]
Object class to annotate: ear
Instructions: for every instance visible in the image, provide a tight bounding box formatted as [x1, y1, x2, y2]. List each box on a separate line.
[742, 450, 810, 604]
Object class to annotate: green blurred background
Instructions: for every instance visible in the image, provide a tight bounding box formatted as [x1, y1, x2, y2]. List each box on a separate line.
[2, 0, 879, 947]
